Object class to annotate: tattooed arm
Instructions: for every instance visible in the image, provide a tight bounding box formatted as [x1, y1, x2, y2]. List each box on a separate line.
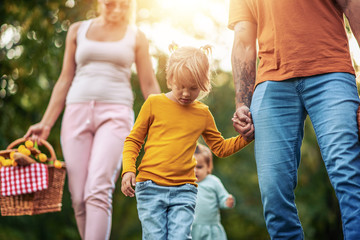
[335, 0, 360, 44]
[231, 21, 257, 141]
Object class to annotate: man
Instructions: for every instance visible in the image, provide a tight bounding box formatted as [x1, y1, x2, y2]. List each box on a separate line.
[229, 0, 360, 239]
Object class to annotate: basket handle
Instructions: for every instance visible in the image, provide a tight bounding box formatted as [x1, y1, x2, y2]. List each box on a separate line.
[7, 138, 57, 162]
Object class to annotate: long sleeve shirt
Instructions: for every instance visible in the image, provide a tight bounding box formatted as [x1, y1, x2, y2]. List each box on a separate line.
[122, 94, 250, 186]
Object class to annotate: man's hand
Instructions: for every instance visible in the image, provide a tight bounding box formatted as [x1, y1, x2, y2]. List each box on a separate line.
[232, 105, 254, 141]
[121, 172, 136, 197]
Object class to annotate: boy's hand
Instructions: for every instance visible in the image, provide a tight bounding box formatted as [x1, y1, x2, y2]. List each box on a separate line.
[121, 172, 136, 197]
[226, 194, 235, 208]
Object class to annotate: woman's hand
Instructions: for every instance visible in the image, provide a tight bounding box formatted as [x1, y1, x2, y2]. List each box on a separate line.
[24, 123, 51, 143]
[121, 172, 136, 197]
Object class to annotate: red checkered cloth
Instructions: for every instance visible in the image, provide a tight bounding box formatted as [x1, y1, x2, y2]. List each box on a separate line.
[0, 163, 48, 196]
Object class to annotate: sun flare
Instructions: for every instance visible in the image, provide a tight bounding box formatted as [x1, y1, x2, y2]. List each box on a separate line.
[138, 0, 233, 71]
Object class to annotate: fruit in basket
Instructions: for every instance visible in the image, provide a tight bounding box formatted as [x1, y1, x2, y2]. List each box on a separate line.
[18, 145, 31, 156]
[0, 158, 10, 167]
[2, 159, 13, 167]
[25, 140, 34, 148]
[1, 139, 62, 168]
[54, 160, 62, 169]
[2, 159, 8, 166]
[18, 145, 26, 151]
[38, 153, 48, 162]
[0, 156, 5, 167]
[12, 159, 17, 167]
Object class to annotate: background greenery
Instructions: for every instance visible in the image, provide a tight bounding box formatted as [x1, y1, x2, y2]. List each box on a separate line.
[1, 0, 358, 239]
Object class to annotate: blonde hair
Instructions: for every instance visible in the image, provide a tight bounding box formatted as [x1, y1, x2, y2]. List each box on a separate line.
[166, 43, 212, 97]
[195, 143, 213, 173]
[97, 0, 136, 25]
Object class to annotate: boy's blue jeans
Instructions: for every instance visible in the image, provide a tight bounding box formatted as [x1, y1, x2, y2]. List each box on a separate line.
[251, 72, 360, 239]
[135, 180, 197, 240]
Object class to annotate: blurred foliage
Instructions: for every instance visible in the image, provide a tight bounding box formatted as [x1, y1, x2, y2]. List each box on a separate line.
[1, 0, 358, 239]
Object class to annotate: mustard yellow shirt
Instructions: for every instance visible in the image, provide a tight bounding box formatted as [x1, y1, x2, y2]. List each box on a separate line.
[122, 94, 250, 186]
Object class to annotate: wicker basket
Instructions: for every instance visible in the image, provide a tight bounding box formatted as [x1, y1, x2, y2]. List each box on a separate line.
[0, 138, 66, 216]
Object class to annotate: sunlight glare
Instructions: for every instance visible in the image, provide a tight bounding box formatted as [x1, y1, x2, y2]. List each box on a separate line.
[159, 0, 202, 13]
[1, 24, 20, 49]
[193, 14, 215, 36]
[139, 0, 234, 71]
[349, 33, 360, 68]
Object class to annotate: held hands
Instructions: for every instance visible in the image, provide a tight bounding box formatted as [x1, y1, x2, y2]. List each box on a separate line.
[24, 123, 51, 143]
[226, 194, 235, 208]
[121, 172, 136, 197]
[232, 105, 254, 141]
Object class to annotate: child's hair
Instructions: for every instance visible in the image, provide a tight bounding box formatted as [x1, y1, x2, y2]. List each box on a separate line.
[166, 43, 212, 97]
[195, 143, 213, 173]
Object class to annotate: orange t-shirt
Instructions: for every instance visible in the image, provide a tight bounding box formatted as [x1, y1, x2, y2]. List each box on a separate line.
[228, 0, 355, 86]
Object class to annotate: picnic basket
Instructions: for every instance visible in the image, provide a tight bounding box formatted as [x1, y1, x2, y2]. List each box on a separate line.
[0, 138, 66, 216]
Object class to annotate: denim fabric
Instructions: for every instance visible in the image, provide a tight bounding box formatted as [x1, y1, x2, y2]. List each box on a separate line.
[135, 180, 198, 240]
[250, 73, 360, 240]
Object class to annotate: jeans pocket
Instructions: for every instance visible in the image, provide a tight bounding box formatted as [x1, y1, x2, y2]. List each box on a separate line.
[135, 180, 152, 193]
[183, 183, 198, 195]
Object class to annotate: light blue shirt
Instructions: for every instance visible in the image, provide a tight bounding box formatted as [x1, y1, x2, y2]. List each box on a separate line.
[191, 174, 235, 240]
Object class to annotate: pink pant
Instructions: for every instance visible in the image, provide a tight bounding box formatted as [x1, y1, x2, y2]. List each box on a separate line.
[61, 101, 134, 240]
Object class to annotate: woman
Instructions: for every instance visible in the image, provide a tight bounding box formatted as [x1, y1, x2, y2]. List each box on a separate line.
[24, 0, 160, 239]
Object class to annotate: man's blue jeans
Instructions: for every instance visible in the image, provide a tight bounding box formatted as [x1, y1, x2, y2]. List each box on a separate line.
[135, 180, 197, 240]
[250, 72, 360, 239]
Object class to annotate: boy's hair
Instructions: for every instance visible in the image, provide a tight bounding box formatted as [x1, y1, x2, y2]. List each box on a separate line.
[166, 43, 212, 96]
[195, 143, 213, 173]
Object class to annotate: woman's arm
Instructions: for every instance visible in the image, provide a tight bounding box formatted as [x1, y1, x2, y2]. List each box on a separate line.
[24, 22, 80, 141]
[135, 30, 161, 99]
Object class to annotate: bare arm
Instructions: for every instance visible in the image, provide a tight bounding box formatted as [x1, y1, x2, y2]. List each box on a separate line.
[336, 0, 360, 44]
[231, 21, 257, 140]
[135, 30, 161, 99]
[24, 22, 79, 141]
[231, 21, 257, 108]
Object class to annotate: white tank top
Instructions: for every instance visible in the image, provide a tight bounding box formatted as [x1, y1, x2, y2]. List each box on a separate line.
[66, 19, 136, 107]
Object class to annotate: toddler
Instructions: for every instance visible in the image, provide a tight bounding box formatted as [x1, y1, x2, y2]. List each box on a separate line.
[121, 44, 250, 240]
[192, 143, 235, 240]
